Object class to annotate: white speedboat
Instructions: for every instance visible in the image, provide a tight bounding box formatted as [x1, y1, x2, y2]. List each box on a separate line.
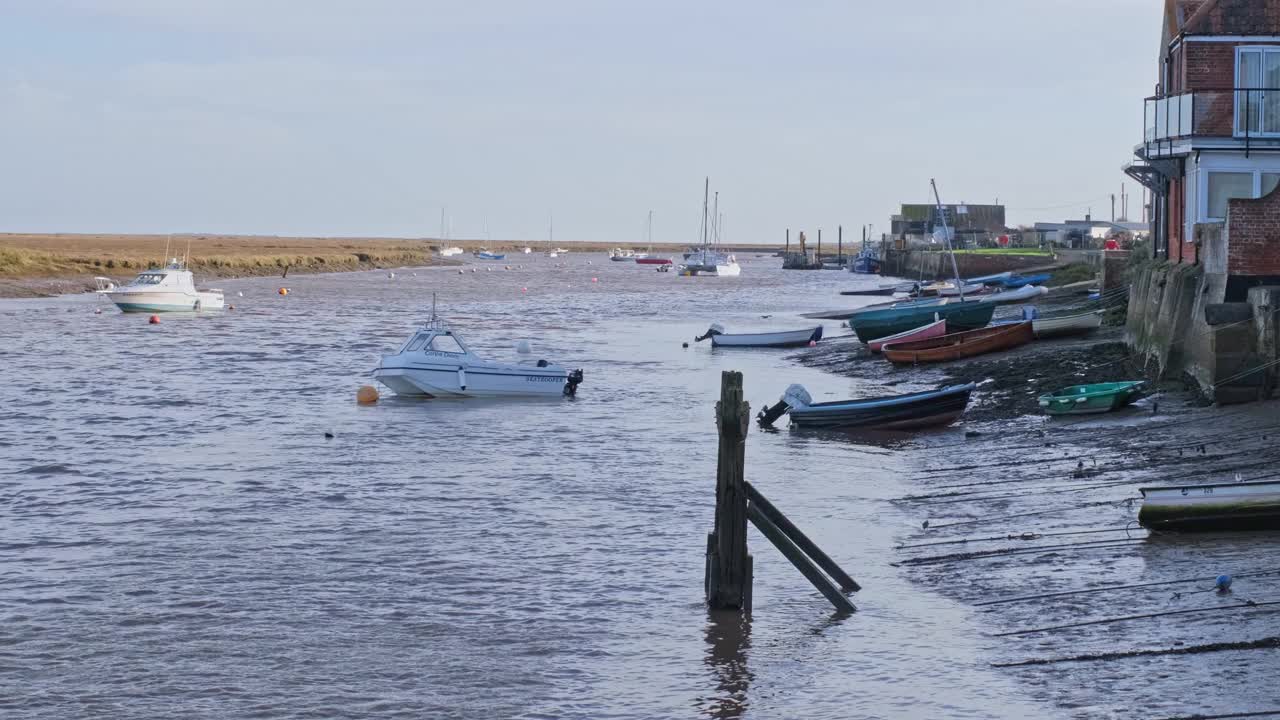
[105, 259, 224, 313]
[439, 246, 464, 257]
[373, 316, 584, 398]
[522, 247, 533, 254]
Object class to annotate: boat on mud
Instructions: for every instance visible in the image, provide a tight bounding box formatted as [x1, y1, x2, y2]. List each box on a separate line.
[978, 284, 1048, 305]
[848, 300, 994, 343]
[695, 323, 823, 348]
[105, 259, 224, 313]
[1032, 310, 1104, 339]
[757, 383, 976, 431]
[1038, 381, 1146, 416]
[374, 314, 584, 399]
[1138, 479, 1280, 532]
[882, 321, 1034, 364]
[867, 319, 947, 353]
[840, 281, 917, 297]
[993, 273, 1051, 289]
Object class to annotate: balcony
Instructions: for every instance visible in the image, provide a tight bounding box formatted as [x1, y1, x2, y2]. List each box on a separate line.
[1142, 88, 1280, 156]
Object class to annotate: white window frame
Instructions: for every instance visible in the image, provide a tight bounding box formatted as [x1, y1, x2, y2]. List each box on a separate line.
[1202, 169, 1269, 221]
[1235, 46, 1280, 137]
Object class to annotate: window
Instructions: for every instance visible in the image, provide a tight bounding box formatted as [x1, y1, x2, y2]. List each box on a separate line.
[1207, 172, 1254, 219]
[1237, 48, 1280, 135]
[427, 334, 464, 354]
[131, 274, 164, 286]
[406, 335, 427, 352]
[1265, 173, 1280, 198]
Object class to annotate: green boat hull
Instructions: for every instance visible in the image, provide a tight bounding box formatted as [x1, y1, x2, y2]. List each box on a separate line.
[1038, 382, 1146, 416]
[849, 302, 996, 343]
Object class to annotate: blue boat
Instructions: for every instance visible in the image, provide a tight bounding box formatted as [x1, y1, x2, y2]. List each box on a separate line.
[851, 250, 881, 274]
[758, 383, 976, 431]
[474, 251, 506, 260]
[996, 273, 1051, 289]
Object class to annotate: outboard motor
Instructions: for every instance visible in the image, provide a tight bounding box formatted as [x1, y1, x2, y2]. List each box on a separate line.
[694, 322, 726, 343]
[756, 384, 812, 428]
[1021, 306, 1040, 321]
[564, 369, 584, 397]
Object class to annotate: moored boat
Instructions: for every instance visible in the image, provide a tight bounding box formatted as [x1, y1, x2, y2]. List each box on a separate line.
[439, 246, 464, 257]
[373, 314, 584, 399]
[474, 250, 506, 260]
[1138, 480, 1280, 532]
[995, 273, 1051, 289]
[695, 323, 823, 348]
[1032, 310, 1104, 339]
[757, 383, 976, 431]
[882, 321, 1033, 364]
[851, 250, 881, 274]
[105, 259, 224, 313]
[867, 319, 947, 353]
[1038, 381, 1146, 415]
[848, 300, 994, 343]
[635, 257, 673, 266]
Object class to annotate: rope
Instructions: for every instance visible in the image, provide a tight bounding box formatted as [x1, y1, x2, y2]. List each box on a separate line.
[994, 599, 1280, 637]
[974, 568, 1280, 608]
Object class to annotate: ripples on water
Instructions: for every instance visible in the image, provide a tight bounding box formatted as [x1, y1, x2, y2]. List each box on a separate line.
[2, 256, 1058, 719]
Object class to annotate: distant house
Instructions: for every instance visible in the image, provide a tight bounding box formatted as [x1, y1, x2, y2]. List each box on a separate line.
[1129, 0, 1280, 295]
[890, 204, 1006, 248]
[1033, 218, 1152, 248]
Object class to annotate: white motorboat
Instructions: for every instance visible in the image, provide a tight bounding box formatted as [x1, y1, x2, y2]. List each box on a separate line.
[105, 259, 224, 313]
[681, 248, 741, 277]
[373, 315, 584, 399]
[695, 323, 823, 348]
[439, 246, 464, 257]
[522, 247, 533, 254]
[1139, 479, 1280, 532]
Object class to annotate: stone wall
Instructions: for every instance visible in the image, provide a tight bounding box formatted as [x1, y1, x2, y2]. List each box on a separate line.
[880, 250, 1052, 281]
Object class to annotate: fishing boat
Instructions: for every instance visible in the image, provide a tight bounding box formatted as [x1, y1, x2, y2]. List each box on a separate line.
[848, 299, 994, 342]
[105, 257, 224, 313]
[882, 321, 1034, 364]
[695, 323, 823, 348]
[757, 383, 976, 431]
[1032, 310, 1104, 339]
[1037, 381, 1146, 416]
[439, 246, 464, 257]
[867, 319, 947, 353]
[609, 248, 637, 262]
[373, 311, 584, 399]
[978, 284, 1049, 304]
[473, 250, 506, 260]
[1138, 480, 1280, 532]
[851, 249, 881, 274]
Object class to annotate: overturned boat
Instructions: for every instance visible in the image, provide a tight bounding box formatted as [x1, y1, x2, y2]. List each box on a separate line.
[757, 383, 976, 431]
[695, 323, 823, 348]
[373, 316, 583, 399]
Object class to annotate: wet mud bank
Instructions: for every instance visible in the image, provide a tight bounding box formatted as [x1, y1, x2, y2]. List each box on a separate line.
[792, 289, 1280, 717]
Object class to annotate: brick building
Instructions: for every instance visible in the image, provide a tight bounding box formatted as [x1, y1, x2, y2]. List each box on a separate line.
[1130, 0, 1280, 299]
[890, 203, 1006, 248]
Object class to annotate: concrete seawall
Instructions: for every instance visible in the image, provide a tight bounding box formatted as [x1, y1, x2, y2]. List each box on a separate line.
[880, 250, 1057, 280]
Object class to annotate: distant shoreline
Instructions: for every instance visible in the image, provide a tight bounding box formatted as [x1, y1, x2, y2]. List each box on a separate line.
[0, 232, 784, 298]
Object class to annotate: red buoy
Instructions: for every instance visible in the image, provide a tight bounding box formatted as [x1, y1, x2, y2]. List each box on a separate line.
[149, 315, 161, 324]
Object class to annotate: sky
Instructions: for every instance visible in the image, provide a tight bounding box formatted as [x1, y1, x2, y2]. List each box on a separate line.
[0, 0, 1158, 244]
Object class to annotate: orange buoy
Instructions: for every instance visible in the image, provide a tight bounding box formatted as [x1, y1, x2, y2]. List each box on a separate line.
[148, 315, 161, 324]
[356, 385, 380, 404]
[278, 287, 289, 296]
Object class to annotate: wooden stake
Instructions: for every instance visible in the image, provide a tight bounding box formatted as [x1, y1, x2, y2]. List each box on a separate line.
[746, 482, 860, 592]
[747, 503, 856, 613]
[707, 371, 751, 610]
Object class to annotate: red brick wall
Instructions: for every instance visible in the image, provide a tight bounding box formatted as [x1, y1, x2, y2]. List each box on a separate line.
[1183, 43, 1235, 91]
[1226, 185, 1280, 275]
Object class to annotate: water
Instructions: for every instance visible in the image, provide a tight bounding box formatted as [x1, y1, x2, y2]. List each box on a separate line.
[1, 255, 1057, 719]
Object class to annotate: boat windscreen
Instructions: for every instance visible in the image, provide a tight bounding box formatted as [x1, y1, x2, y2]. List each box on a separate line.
[427, 334, 465, 354]
[132, 274, 165, 286]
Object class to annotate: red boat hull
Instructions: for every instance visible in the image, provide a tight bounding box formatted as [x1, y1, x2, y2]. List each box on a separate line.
[635, 258, 673, 265]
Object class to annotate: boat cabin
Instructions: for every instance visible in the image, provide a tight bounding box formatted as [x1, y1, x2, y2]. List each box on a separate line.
[126, 260, 196, 291]
[399, 323, 471, 357]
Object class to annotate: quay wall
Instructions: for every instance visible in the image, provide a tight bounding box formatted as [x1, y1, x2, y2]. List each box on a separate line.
[880, 250, 1054, 281]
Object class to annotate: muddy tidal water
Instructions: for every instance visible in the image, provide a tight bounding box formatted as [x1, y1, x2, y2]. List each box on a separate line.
[1, 255, 1268, 719]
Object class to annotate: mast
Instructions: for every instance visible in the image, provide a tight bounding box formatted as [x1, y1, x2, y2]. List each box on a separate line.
[700, 177, 709, 250]
[712, 192, 719, 249]
[930, 178, 965, 302]
[647, 210, 653, 250]
[163, 233, 172, 265]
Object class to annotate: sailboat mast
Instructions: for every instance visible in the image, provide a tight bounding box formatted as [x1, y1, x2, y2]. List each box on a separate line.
[930, 178, 965, 302]
[700, 177, 709, 249]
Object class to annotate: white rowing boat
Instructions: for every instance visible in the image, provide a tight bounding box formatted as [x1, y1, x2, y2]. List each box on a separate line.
[695, 323, 823, 348]
[1033, 310, 1104, 338]
[978, 284, 1048, 304]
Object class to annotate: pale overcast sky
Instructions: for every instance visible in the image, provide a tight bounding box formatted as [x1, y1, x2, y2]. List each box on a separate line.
[1, 0, 1156, 243]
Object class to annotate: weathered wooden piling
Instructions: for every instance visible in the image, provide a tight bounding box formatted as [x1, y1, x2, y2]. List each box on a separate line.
[706, 371, 753, 611]
[705, 372, 860, 614]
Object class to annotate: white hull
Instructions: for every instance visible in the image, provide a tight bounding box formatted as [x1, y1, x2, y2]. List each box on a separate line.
[440, 247, 464, 257]
[373, 365, 569, 398]
[711, 326, 821, 347]
[937, 283, 984, 297]
[107, 288, 223, 313]
[1033, 311, 1103, 338]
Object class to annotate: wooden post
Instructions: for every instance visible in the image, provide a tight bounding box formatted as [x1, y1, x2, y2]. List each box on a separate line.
[746, 482, 860, 592]
[785, 228, 790, 253]
[838, 225, 843, 263]
[707, 371, 751, 611]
